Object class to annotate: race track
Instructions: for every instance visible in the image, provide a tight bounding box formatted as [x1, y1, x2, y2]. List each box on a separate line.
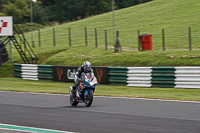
[0, 91, 200, 133]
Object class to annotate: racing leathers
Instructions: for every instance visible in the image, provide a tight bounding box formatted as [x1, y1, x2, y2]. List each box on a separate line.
[71, 66, 95, 97]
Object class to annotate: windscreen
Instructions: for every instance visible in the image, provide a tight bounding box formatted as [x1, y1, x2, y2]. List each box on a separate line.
[80, 72, 93, 80]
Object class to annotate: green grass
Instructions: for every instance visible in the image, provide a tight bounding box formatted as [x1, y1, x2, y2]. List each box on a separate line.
[0, 77, 200, 101]
[21, 0, 200, 50]
[5, 0, 200, 67]
[1, 0, 200, 101]
[40, 45, 200, 66]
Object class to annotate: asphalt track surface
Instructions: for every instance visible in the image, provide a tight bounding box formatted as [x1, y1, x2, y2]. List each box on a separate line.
[0, 91, 200, 133]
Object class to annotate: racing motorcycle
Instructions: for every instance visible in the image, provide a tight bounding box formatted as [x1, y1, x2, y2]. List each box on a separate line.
[69, 73, 98, 107]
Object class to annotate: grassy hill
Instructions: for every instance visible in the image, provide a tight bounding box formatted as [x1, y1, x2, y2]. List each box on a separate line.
[1, 0, 200, 77]
[50, 0, 200, 32]
[21, 0, 200, 50]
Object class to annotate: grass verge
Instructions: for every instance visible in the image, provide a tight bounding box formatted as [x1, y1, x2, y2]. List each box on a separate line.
[0, 77, 200, 101]
[41, 45, 200, 67]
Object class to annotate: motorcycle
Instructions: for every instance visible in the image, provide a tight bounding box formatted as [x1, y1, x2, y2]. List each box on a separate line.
[69, 73, 98, 107]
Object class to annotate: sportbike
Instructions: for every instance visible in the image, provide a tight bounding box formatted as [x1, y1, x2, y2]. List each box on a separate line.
[69, 73, 98, 107]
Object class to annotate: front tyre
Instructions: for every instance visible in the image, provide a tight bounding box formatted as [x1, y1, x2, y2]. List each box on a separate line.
[85, 91, 93, 107]
[70, 95, 78, 106]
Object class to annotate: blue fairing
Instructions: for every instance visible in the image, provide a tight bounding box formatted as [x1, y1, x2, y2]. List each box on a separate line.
[85, 89, 89, 96]
[74, 74, 98, 103]
[85, 89, 94, 96]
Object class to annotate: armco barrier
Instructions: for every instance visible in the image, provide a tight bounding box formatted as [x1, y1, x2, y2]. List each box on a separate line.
[13, 64, 200, 88]
[108, 67, 127, 86]
[13, 64, 109, 84]
[109, 66, 200, 88]
[175, 67, 200, 88]
[13, 63, 53, 80]
[127, 67, 152, 87]
[151, 67, 175, 88]
[38, 65, 53, 80]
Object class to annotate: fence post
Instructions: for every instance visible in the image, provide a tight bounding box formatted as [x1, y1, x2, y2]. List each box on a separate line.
[105, 30, 107, 50]
[95, 28, 98, 48]
[38, 29, 41, 47]
[85, 27, 88, 46]
[68, 27, 71, 46]
[138, 30, 140, 51]
[116, 31, 119, 38]
[114, 31, 122, 52]
[162, 29, 165, 51]
[189, 27, 192, 51]
[53, 28, 56, 47]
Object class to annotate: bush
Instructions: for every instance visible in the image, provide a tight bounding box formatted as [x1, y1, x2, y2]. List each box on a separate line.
[17, 23, 44, 33]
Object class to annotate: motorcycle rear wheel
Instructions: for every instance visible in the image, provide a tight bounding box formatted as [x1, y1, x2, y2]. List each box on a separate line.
[85, 91, 93, 107]
[70, 95, 78, 106]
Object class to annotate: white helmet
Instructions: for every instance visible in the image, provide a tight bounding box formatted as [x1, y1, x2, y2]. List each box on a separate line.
[83, 61, 91, 72]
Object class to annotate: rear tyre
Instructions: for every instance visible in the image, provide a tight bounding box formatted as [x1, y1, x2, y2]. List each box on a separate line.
[70, 95, 78, 106]
[85, 91, 93, 107]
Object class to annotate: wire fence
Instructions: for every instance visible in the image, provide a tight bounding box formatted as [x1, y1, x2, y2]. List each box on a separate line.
[23, 27, 200, 51]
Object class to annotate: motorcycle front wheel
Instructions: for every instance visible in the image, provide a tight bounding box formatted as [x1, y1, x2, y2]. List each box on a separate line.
[85, 91, 93, 107]
[70, 95, 78, 106]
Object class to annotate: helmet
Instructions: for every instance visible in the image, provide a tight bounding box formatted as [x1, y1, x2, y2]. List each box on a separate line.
[83, 61, 91, 72]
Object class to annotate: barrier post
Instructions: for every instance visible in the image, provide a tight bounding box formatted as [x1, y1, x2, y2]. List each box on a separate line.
[53, 28, 56, 47]
[38, 29, 41, 47]
[189, 27, 192, 51]
[95, 28, 98, 48]
[68, 27, 71, 46]
[138, 30, 140, 51]
[105, 30, 107, 50]
[85, 27, 88, 46]
[162, 29, 165, 51]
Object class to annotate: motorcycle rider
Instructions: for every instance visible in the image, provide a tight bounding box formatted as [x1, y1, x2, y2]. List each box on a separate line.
[71, 61, 96, 97]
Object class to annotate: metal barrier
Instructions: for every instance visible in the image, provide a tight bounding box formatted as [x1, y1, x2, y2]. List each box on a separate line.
[109, 66, 200, 88]
[13, 63, 53, 80]
[175, 67, 200, 88]
[151, 67, 175, 88]
[38, 65, 53, 80]
[108, 67, 127, 86]
[127, 67, 152, 87]
[13, 64, 200, 88]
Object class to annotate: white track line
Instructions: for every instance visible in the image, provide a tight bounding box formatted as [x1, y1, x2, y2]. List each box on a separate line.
[0, 123, 75, 133]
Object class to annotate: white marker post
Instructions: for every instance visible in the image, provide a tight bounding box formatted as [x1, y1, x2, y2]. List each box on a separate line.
[0, 16, 13, 60]
[0, 16, 13, 36]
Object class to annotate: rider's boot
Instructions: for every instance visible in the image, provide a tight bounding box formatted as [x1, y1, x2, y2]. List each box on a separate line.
[69, 86, 73, 96]
[71, 84, 77, 98]
[69, 86, 75, 98]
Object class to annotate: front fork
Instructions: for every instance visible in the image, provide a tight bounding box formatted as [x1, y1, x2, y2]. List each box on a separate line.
[69, 86, 73, 96]
[84, 89, 93, 101]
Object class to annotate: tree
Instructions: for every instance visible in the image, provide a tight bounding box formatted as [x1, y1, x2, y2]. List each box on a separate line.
[1, 0, 154, 24]
[80, 0, 111, 17]
[33, 4, 49, 25]
[115, 0, 140, 9]
[1, 0, 30, 23]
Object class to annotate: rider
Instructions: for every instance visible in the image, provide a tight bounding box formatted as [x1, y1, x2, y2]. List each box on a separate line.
[71, 61, 96, 97]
